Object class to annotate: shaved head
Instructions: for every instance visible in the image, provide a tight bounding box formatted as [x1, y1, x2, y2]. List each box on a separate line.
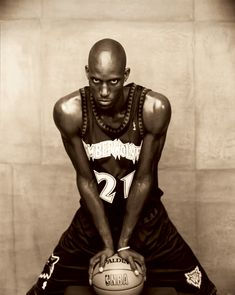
[88, 39, 127, 73]
[85, 39, 130, 113]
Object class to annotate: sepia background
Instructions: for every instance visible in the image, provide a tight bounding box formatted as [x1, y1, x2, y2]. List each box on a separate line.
[0, 0, 235, 294]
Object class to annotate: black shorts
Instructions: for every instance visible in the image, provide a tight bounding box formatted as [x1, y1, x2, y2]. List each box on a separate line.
[26, 201, 217, 295]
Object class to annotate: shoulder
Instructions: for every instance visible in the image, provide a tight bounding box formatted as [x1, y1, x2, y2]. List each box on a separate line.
[53, 89, 83, 138]
[143, 90, 171, 135]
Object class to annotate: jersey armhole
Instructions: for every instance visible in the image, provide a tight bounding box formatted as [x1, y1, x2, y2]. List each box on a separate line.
[79, 87, 88, 138]
[138, 87, 151, 138]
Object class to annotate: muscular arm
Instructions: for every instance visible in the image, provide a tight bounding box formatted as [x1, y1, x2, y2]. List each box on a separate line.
[118, 91, 171, 254]
[53, 93, 113, 251]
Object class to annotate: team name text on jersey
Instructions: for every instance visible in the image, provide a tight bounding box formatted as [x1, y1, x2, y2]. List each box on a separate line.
[82, 139, 142, 163]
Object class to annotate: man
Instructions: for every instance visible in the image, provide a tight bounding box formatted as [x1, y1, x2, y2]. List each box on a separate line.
[27, 38, 217, 295]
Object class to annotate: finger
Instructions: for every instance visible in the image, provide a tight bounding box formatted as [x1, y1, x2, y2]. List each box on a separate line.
[133, 255, 146, 278]
[89, 257, 100, 284]
[128, 256, 139, 276]
[137, 256, 145, 273]
[89, 256, 99, 275]
[99, 254, 106, 272]
[139, 262, 146, 280]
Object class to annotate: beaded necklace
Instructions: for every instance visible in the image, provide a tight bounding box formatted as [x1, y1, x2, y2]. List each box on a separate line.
[90, 83, 136, 136]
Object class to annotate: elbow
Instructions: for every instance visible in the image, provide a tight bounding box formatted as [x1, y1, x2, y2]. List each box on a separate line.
[134, 173, 152, 188]
[76, 173, 96, 190]
[125, 174, 152, 217]
[76, 174, 101, 209]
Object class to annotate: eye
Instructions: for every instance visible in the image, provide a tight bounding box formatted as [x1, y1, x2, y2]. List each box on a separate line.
[92, 78, 100, 84]
[110, 79, 119, 85]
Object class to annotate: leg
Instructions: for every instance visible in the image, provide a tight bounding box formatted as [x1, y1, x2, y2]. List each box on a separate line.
[26, 245, 91, 295]
[177, 291, 217, 295]
[143, 287, 177, 295]
[64, 286, 96, 295]
[131, 201, 217, 295]
[26, 209, 102, 295]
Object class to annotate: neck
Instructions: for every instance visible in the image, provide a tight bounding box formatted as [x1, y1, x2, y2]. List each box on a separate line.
[90, 83, 135, 134]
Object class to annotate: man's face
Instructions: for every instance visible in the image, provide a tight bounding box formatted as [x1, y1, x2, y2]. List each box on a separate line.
[86, 51, 129, 111]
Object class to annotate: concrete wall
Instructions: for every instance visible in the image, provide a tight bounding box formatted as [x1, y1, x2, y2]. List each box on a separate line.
[0, 1, 235, 294]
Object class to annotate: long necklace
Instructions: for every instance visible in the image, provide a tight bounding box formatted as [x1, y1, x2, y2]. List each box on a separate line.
[90, 83, 136, 135]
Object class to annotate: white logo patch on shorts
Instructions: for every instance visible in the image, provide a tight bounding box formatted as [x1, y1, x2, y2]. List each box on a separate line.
[185, 266, 202, 288]
[39, 254, 60, 290]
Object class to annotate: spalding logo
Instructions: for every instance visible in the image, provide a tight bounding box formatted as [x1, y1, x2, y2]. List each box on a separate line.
[105, 273, 129, 286]
[105, 257, 129, 264]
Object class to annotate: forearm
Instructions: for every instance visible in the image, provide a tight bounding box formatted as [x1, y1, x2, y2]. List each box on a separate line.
[77, 176, 114, 250]
[118, 174, 152, 248]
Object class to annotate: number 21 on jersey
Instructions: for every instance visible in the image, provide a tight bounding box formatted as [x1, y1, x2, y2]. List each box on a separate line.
[94, 170, 135, 203]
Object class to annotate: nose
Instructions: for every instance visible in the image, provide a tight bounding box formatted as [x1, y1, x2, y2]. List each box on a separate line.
[100, 82, 109, 98]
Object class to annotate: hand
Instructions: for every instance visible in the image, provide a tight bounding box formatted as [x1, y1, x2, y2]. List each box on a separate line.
[118, 248, 146, 280]
[89, 248, 114, 285]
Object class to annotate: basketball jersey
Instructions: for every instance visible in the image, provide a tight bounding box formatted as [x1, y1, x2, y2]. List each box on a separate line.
[80, 83, 163, 227]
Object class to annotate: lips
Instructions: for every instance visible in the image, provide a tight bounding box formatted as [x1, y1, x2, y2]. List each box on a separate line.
[97, 99, 113, 107]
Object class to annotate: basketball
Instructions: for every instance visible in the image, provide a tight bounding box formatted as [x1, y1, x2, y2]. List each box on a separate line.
[92, 254, 144, 295]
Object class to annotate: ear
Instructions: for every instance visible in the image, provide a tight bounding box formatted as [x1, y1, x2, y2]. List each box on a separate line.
[85, 65, 89, 79]
[124, 67, 130, 82]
